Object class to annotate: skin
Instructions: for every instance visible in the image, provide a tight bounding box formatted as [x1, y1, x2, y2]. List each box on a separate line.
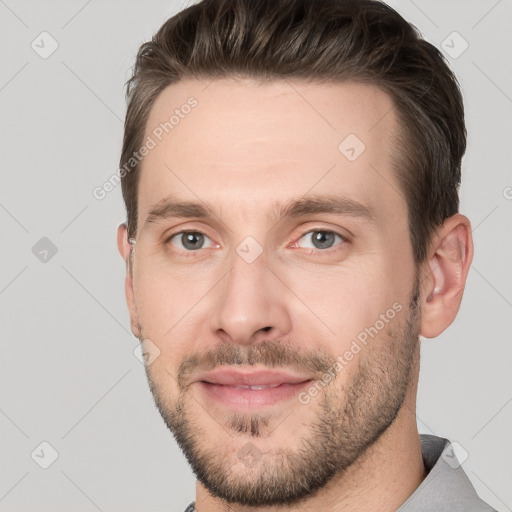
[117, 78, 473, 511]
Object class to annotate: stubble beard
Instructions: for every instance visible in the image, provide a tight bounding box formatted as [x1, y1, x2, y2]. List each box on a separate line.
[141, 279, 421, 507]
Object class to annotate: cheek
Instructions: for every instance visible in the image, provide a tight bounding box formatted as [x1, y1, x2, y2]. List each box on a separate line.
[286, 260, 409, 349]
[132, 261, 218, 345]
[132, 270, 193, 387]
[132, 266, 182, 336]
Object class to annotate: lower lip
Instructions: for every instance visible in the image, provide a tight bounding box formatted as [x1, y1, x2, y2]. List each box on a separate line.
[198, 380, 313, 410]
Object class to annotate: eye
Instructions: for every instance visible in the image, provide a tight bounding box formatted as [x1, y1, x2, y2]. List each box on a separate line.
[168, 231, 215, 252]
[295, 230, 346, 251]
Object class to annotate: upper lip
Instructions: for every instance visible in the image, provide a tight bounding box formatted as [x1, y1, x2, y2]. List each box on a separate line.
[195, 367, 314, 386]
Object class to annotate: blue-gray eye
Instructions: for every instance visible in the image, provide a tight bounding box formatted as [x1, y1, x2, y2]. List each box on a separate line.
[170, 231, 213, 251]
[297, 230, 344, 250]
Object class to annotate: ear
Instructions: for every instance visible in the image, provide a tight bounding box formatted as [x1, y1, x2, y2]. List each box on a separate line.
[117, 223, 141, 339]
[419, 213, 474, 339]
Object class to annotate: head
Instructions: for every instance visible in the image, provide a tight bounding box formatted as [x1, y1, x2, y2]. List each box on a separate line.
[117, 0, 473, 507]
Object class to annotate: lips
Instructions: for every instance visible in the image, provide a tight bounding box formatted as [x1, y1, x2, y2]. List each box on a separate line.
[193, 367, 316, 410]
[195, 367, 314, 387]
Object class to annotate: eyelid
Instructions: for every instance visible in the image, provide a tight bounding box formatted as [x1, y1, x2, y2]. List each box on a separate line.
[162, 222, 217, 243]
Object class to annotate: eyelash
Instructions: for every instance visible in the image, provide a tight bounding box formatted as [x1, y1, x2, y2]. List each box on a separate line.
[164, 228, 348, 258]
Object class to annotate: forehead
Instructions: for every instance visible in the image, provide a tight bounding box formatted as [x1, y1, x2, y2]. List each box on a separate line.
[138, 77, 405, 226]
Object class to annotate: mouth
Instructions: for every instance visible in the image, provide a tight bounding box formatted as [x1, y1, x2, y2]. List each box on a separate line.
[194, 367, 315, 410]
[198, 380, 314, 409]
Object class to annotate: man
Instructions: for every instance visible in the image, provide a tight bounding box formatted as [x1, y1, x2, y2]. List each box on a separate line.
[116, 0, 496, 510]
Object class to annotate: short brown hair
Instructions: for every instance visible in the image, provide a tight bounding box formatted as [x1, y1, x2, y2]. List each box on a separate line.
[120, 0, 466, 264]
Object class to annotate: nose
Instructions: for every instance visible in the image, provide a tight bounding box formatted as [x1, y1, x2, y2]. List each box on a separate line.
[209, 248, 292, 346]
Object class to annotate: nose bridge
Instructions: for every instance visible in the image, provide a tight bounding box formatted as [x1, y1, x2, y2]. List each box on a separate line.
[209, 246, 291, 344]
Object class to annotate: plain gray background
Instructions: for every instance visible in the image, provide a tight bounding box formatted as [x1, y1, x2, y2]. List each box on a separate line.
[0, 0, 511, 510]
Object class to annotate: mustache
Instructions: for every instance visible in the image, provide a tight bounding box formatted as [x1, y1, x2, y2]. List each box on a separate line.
[176, 339, 338, 390]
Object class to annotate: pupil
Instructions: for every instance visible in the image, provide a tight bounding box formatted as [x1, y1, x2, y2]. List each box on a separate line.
[313, 231, 334, 249]
[182, 232, 204, 250]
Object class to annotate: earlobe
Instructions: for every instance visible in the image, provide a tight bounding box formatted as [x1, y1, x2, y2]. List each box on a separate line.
[420, 214, 474, 338]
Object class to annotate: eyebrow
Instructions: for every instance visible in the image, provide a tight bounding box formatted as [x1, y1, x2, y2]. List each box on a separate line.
[273, 194, 374, 221]
[142, 193, 374, 230]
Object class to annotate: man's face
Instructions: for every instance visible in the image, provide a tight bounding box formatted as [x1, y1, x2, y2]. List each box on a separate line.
[125, 78, 421, 506]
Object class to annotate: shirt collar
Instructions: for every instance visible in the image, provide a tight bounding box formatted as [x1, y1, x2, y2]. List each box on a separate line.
[397, 434, 495, 511]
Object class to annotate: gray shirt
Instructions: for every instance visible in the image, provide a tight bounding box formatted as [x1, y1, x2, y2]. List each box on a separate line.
[183, 434, 496, 511]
